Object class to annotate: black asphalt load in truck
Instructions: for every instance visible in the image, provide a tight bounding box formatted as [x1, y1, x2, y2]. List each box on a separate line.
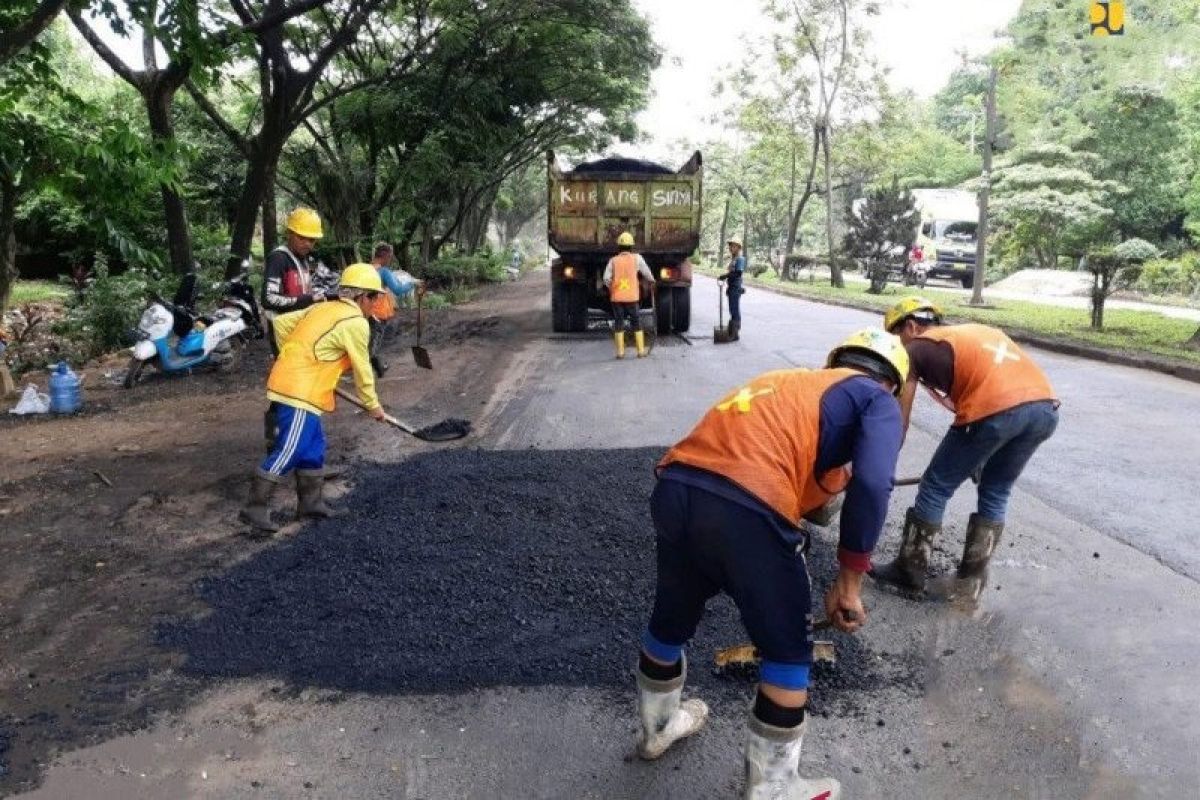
[547, 151, 702, 334]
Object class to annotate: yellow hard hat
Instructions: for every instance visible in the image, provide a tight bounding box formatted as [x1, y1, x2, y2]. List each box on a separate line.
[883, 295, 943, 333]
[286, 207, 324, 239]
[339, 262, 383, 293]
[826, 328, 910, 396]
[617, 231, 635, 247]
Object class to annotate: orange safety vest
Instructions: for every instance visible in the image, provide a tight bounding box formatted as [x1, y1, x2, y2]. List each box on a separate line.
[369, 284, 396, 321]
[610, 253, 640, 303]
[917, 324, 1056, 426]
[266, 301, 362, 413]
[658, 369, 860, 524]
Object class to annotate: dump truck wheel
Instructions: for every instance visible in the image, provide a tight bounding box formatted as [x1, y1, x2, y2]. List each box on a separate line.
[672, 286, 691, 333]
[552, 282, 569, 332]
[655, 287, 673, 335]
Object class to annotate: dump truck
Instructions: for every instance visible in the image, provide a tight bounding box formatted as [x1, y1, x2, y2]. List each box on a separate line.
[547, 151, 701, 334]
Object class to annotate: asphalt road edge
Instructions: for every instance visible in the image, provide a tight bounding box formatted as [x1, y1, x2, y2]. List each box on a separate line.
[724, 274, 1200, 385]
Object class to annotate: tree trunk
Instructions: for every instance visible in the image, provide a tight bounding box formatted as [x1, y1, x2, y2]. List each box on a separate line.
[1188, 327, 1200, 349]
[717, 195, 730, 274]
[971, 65, 997, 306]
[821, 125, 842, 288]
[0, 169, 18, 314]
[146, 86, 194, 274]
[262, 162, 278, 253]
[785, 132, 821, 258]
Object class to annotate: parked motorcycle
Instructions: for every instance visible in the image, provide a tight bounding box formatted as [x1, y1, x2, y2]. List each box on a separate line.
[123, 267, 262, 389]
[903, 257, 930, 289]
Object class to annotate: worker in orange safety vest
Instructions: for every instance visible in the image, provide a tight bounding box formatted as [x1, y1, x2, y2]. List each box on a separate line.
[872, 296, 1060, 601]
[604, 231, 655, 358]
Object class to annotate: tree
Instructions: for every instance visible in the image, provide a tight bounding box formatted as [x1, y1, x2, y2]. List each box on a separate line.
[0, 0, 69, 67]
[843, 178, 918, 294]
[494, 163, 546, 248]
[990, 143, 1116, 270]
[1085, 237, 1157, 330]
[69, 0, 337, 274]
[1084, 85, 1184, 241]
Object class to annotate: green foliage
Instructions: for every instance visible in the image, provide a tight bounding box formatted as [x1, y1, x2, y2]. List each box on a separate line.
[55, 256, 154, 356]
[1112, 238, 1159, 263]
[9, 280, 69, 305]
[416, 253, 506, 288]
[990, 143, 1117, 269]
[1136, 252, 1200, 297]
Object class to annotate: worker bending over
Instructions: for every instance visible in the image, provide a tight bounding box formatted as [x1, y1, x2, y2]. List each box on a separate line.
[635, 329, 908, 800]
[604, 231, 655, 358]
[240, 263, 387, 534]
[872, 297, 1059, 600]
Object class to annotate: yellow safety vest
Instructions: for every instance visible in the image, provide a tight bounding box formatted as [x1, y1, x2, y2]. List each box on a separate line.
[267, 301, 362, 413]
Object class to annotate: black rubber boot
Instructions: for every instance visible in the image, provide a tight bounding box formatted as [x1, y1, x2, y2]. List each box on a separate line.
[956, 513, 1005, 599]
[370, 356, 388, 378]
[295, 469, 347, 519]
[728, 320, 740, 341]
[871, 507, 940, 593]
[239, 471, 281, 534]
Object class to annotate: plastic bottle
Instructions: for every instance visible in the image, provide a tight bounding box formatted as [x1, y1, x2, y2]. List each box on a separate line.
[48, 362, 82, 414]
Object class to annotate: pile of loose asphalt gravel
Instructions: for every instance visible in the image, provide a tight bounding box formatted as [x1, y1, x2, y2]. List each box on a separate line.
[159, 447, 922, 716]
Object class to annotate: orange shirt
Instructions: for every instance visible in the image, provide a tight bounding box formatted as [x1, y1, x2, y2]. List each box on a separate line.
[916, 324, 1056, 426]
[658, 369, 860, 524]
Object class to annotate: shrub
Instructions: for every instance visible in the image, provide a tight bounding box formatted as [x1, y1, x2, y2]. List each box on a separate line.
[418, 254, 506, 288]
[1135, 251, 1200, 297]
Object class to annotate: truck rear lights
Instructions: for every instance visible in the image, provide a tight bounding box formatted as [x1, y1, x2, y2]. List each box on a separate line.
[563, 266, 576, 279]
[660, 268, 675, 280]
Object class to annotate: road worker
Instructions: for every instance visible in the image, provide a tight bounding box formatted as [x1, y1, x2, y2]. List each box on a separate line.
[604, 231, 655, 358]
[872, 297, 1059, 600]
[366, 241, 423, 377]
[719, 235, 746, 340]
[239, 263, 387, 534]
[635, 329, 909, 800]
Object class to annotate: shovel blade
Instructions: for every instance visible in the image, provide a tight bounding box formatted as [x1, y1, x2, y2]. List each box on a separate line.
[713, 326, 733, 344]
[412, 345, 433, 370]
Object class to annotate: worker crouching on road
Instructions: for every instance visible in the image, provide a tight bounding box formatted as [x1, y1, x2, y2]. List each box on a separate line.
[634, 330, 908, 800]
[240, 263, 387, 535]
[872, 297, 1059, 601]
[604, 231, 655, 358]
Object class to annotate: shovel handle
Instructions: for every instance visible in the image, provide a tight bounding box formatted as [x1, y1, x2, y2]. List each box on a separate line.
[334, 386, 416, 434]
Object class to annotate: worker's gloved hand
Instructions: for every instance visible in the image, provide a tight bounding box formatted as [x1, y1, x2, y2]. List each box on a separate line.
[368, 406, 386, 422]
[825, 570, 867, 634]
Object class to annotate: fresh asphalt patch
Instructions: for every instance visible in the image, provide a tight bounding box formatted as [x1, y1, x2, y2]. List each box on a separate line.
[159, 448, 923, 718]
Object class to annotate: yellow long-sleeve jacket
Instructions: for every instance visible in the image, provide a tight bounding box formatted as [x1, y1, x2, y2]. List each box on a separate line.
[266, 299, 380, 414]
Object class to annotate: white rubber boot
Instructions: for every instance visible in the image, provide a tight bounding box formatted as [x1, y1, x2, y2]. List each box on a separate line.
[636, 657, 709, 760]
[744, 716, 841, 800]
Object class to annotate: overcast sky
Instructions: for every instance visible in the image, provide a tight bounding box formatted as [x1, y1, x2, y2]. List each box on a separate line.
[631, 0, 1022, 162]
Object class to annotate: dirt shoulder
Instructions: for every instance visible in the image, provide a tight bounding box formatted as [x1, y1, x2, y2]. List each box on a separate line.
[0, 274, 543, 795]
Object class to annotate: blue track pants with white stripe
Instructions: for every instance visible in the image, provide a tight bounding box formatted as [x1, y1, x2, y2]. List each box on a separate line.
[260, 403, 325, 476]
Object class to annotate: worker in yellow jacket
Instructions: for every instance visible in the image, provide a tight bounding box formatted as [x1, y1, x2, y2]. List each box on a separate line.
[240, 263, 387, 533]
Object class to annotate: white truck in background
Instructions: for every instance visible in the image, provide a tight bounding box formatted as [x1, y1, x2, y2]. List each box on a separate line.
[910, 188, 980, 289]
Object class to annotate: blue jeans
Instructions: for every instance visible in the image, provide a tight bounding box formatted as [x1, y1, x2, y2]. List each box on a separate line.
[726, 276, 743, 322]
[914, 400, 1058, 524]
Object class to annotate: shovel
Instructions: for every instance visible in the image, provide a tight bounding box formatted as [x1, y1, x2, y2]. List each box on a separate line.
[335, 387, 470, 442]
[713, 278, 733, 344]
[715, 618, 849, 672]
[411, 291, 432, 370]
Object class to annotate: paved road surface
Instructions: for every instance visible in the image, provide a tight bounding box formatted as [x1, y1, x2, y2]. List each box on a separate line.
[18, 273, 1200, 799]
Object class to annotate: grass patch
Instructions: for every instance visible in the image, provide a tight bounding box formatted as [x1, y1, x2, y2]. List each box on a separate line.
[706, 268, 1200, 366]
[10, 280, 70, 305]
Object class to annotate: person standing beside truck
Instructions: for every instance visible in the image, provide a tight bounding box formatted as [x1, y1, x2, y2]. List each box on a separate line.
[872, 297, 1059, 601]
[633, 329, 909, 800]
[720, 236, 746, 340]
[604, 231, 655, 359]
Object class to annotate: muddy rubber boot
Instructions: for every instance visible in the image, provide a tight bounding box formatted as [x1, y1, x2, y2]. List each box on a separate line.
[370, 355, 388, 378]
[729, 320, 740, 341]
[239, 471, 281, 534]
[870, 507, 940, 593]
[635, 330, 647, 358]
[322, 462, 349, 481]
[636, 657, 709, 760]
[744, 716, 841, 800]
[295, 469, 348, 519]
[956, 513, 1005, 600]
[613, 331, 626, 359]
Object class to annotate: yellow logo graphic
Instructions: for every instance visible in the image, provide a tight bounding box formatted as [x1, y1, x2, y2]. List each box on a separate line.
[717, 386, 774, 413]
[617, 278, 631, 292]
[1090, 2, 1124, 36]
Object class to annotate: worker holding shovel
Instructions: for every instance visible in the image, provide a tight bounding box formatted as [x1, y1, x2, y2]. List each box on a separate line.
[604, 231, 655, 358]
[634, 330, 908, 800]
[872, 297, 1059, 601]
[239, 263, 387, 535]
[366, 242, 424, 377]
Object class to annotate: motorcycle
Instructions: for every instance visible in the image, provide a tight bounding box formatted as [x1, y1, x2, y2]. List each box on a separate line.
[903, 256, 929, 289]
[123, 266, 262, 389]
